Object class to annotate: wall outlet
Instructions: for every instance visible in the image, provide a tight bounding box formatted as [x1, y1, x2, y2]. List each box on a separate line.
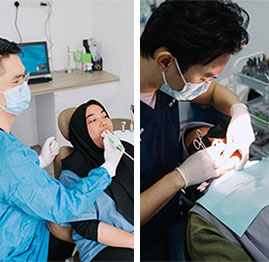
[14, 1, 49, 7]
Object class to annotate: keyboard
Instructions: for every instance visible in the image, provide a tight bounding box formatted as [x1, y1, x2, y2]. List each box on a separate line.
[28, 77, 52, 85]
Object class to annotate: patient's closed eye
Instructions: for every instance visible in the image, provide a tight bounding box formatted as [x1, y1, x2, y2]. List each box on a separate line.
[88, 118, 96, 124]
[101, 111, 108, 117]
[13, 77, 22, 85]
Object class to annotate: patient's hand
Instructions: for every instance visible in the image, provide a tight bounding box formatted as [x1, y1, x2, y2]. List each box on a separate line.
[47, 221, 74, 243]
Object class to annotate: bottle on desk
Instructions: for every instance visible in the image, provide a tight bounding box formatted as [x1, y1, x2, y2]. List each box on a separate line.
[65, 46, 72, 73]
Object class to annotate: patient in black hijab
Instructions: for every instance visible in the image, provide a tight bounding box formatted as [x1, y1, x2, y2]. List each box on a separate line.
[50, 100, 134, 262]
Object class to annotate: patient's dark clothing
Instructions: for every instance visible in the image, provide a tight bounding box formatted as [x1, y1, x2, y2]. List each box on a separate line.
[188, 204, 269, 261]
[71, 219, 100, 241]
[48, 234, 75, 261]
[92, 246, 134, 261]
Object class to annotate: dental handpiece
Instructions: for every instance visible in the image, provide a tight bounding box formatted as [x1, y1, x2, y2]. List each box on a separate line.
[102, 132, 134, 161]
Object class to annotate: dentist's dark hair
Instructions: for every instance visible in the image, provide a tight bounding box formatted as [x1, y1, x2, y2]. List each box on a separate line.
[140, 0, 249, 73]
[0, 38, 21, 74]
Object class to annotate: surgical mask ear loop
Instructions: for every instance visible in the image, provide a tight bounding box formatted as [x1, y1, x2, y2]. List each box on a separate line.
[174, 58, 187, 85]
[162, 71, 168, 85]
[0, 90, 5, 109]
[161, 71, 177, 107]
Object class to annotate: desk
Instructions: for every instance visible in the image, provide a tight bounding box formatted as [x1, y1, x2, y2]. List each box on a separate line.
[12, 70, 120, 146]
[30, 69, 119, 96]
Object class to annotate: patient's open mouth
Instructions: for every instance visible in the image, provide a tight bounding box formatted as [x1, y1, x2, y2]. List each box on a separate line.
[211, 138, 242, 162]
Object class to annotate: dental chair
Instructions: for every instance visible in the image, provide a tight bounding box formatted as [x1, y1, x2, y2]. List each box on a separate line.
[111, 118, 131, 131]
[53, 107, 76, 180]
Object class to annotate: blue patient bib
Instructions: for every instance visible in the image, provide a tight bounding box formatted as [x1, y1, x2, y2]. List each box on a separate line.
[197, 157, 269, 237]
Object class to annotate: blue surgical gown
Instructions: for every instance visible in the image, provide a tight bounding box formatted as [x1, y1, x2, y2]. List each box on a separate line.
[0, 130, 111, 261]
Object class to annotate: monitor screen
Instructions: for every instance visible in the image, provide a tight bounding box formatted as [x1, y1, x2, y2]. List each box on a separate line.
[18, 41, 50, 76]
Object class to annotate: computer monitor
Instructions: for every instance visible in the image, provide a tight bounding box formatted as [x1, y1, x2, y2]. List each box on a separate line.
[18, 41, 52, 84]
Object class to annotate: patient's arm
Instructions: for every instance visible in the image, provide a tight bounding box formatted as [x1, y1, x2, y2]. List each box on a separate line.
[72, 219, 134, 249]
[98, 222, 134, 249]
[47, 221, 74, 243]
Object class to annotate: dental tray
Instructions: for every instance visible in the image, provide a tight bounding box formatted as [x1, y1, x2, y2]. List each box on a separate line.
[234, 52, 269, 97]
[247, 96, 269, 132]
[253, 131, 269, 146]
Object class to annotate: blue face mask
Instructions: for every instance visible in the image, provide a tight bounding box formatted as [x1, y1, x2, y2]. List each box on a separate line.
[1, 81, 31, 115]
[160, 58, 211, 101]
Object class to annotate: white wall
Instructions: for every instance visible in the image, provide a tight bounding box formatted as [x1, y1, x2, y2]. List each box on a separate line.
[11, 96, 39, 145]
[0, 0, 133, 145]
[0, 0, 94, 70]
[91, 0, 134, 119]
[217, 1, 269, 82]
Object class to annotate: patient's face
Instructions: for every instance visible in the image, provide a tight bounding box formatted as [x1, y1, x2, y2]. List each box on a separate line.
[85, 104, 113, 149]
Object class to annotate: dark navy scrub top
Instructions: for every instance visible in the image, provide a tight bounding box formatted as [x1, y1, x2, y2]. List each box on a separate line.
[140, 90, 183, 260]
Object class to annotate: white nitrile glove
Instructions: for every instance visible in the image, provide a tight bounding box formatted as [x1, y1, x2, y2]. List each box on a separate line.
[38, 136, 60, 168]
[223, 103, 255, 170]
[176, 146, 219, 188]
[101, 132, 124, 178]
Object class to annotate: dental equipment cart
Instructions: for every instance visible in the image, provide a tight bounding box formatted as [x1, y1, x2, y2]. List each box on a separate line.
[234, 52, 269, 158]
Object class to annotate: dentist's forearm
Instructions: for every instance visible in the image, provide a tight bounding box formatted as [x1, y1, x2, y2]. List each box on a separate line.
[211, 82, 240, 115]
[193, 81, 240, 116]
[140, 169, 184, 226]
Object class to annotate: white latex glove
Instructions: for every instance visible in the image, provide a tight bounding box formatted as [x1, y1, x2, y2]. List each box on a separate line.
[38, 136, 60, 168]
[176, 146, 219, 188]
[223, 103, 255, 170]
[101, 132, 124, 178]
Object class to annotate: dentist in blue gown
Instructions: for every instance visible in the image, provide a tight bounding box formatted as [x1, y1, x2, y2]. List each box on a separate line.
[140, 1, 255, 261]
[0, 38, 123, 261]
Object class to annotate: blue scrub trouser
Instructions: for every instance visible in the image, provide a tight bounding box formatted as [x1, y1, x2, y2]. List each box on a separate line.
[141, 215, 187, 261]
[168, 218, 187, 261]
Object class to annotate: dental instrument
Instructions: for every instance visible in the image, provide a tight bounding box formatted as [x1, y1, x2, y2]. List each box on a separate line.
[193, 129, 206, 150]
[102, 131, 134, 161]
[130, 104, 134, 132]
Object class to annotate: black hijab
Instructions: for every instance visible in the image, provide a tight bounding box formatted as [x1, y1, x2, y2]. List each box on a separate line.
[62, 100, 134, 225]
